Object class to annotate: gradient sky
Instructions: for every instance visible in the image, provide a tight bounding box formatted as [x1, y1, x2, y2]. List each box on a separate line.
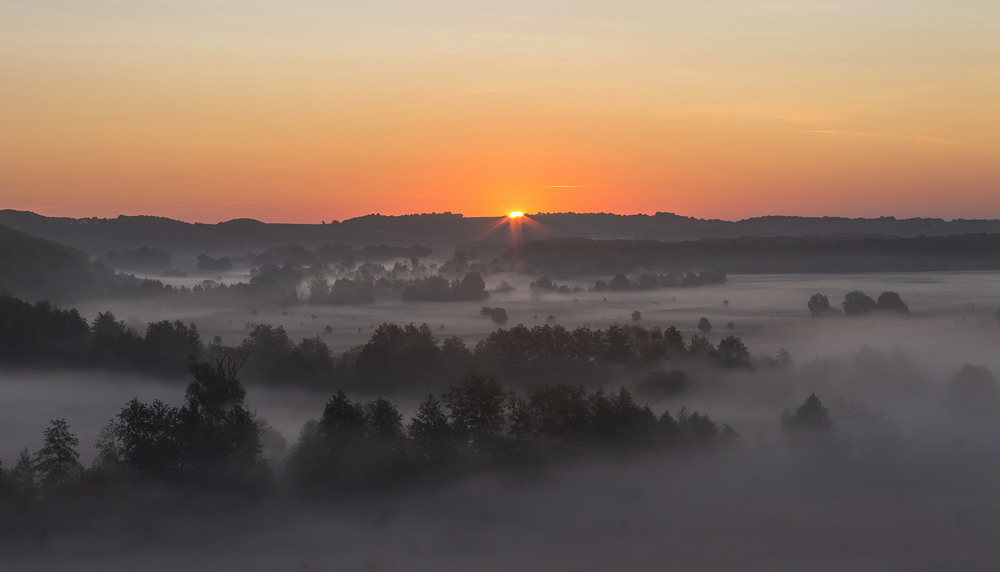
[1, 1, 998, 223]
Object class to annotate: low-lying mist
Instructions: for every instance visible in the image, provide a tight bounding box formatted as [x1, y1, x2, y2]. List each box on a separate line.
[4, 271, 1000, 570]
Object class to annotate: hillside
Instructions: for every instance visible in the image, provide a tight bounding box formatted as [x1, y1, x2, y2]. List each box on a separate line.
[5, 210, 1000, 257]
[505, 234, 1000, 277]
[0, 223, 100, 301]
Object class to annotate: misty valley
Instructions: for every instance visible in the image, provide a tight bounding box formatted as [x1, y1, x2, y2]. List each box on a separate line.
[3, 213, 1000, 570]
[5, 0, 999, 567]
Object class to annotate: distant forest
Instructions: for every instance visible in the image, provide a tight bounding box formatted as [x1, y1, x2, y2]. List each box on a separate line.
[10, 217, 1000, 310]
[0, 294, 762, 393]
[506, 234, 1000, 277]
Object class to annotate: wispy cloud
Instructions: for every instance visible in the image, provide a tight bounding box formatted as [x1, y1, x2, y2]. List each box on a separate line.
[806, 129, 999, 153]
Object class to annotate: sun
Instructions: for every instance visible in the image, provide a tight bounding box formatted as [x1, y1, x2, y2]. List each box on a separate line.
[508, 211, 524, 219]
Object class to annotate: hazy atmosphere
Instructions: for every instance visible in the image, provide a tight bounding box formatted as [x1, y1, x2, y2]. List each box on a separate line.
[3, 1, 999, 221]
[3, 2, 1000, 571]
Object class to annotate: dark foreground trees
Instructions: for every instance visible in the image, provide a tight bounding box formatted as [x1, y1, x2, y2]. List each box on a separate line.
[1, 363, 742, 529]
[97, 353, 267, 489]
[286, 374, 740, 493]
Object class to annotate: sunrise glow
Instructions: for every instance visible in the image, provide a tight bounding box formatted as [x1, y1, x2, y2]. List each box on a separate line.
[508, 211, 524, 219]
[1, 2, 998, 222]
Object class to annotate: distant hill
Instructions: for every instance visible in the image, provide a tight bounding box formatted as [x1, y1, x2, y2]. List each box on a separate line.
[505, 234, 1000, 277]
[4, 209, 1000, 257]
[0, 223, 101, 301]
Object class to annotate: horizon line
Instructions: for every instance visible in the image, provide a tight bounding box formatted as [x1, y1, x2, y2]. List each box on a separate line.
[2, 207, 998, 227]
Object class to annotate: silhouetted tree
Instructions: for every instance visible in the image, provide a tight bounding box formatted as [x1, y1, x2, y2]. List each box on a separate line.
[34, 419, 82, 490]
[355, 323, 442, 389]
[8, 449, 38, 505]
[843, 291, 877, 315]
[807, 293, 831, 316]
[612, 387, 657, 443]
[455, 272, 488, 301]
[241, 323, 293, 381]
[308, 276, 331, 303]
[443, 375, 510, 463]
[716, 335, 751, 368]
[185, 352, 248, 413]
[697, 317, 712, 334]
[676, 407, 720, 444]
[781, 394, 833, 434]
[362, 397, 408, 483]
[319, 391, 367, 438]
[408, 394, 454, 470]
[875, 291, 910, 314]
[687, 335, 715, 359]
[103, 399, 181, 480]
[479, 307, 509, 325]
[527, 384, 592, 446]
[608, 273, 632, 291]
[144, 320, 203, 374]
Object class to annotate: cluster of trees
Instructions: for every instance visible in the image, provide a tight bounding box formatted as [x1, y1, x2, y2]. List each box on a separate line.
[0, 355, 268, 528]
[401, 272, 488, 302]
[5, 369, 891, 527]
[95, 354, 268, 489]
[808, 291, 910, 316]
[185, 266, 495, 307]
[289, 376, 739, 491]
[0, 295, 202, 375]
[20, 346, 986, 528]
[480, 306, 509, 325]
[322, 322, 753, 391]
[0, 295, 757, 392]
[0, 363, 739, 521]
[522, 270, 727, 298]
[593, 270, 726, 291]
[529, 276, 581, 295]
[308, 276, 376, 305]
[313, 322, 752, 392]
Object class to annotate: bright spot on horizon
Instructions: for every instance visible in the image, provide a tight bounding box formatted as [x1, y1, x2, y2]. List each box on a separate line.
[508, 211, 524, 219]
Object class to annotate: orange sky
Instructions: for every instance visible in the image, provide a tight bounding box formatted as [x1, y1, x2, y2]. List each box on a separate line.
[1, 1, 998, 223]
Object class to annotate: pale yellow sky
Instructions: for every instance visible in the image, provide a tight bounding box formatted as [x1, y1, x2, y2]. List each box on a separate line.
[1, 1, 997, 222]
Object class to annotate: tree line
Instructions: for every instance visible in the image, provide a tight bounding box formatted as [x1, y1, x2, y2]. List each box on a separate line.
[0, 294, 757, 392]
[807, 290, 910, 316]
[0, 357, 741, 530]
[3, 352, 892, 536]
